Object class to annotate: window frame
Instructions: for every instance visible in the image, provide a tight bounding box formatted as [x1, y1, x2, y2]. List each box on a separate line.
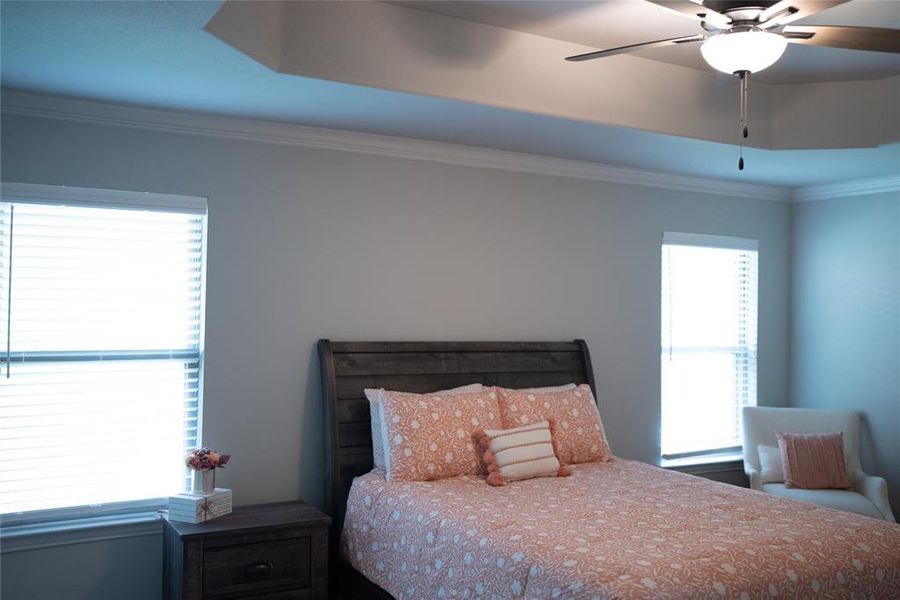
[0, 182, 208, 527]
[659, 231, 759, 461]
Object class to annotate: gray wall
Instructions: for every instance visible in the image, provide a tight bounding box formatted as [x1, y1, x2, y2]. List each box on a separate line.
[0, 111, 791, 599]
[791, 191, 900, 514]
[1, 534, 162, 600]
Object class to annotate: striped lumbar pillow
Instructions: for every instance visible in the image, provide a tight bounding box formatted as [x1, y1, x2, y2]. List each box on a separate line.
[474, 420, 571, 486]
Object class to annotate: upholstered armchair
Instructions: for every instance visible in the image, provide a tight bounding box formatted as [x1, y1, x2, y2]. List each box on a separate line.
[742, 406, 895, 522]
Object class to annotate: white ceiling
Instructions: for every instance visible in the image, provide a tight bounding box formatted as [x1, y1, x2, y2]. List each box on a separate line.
[396, 0, 900, 84]
[1, 0, 898, 188]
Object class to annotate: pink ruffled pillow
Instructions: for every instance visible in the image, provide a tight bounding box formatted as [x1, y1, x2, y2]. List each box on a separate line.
[379, 389, 502, 482]
[495, 384, 612, 465]
[777, 431, 852, 490]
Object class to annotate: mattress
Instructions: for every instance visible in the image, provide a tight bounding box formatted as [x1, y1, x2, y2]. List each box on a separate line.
[342, 459, 900, 599]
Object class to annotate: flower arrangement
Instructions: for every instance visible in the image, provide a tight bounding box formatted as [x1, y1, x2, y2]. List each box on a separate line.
[185, 447, 231, 471]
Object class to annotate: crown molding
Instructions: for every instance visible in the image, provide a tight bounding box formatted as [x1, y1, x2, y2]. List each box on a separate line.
[1, 90, 791, 201]
[793, 174, 900, 202]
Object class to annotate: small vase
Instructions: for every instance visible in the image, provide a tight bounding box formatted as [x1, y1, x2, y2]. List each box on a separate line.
[192, 469, 215, 494]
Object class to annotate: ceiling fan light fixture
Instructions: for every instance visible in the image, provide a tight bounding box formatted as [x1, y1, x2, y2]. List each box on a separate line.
[700, 30, 787, 74]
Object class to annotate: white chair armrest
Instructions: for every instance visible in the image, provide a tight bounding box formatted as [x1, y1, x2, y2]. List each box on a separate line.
[854, 474, 896, 522]
[744, 466, 762, 491]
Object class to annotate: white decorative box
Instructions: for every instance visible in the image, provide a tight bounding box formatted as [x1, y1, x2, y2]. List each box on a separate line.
[167, 488, 233, 524]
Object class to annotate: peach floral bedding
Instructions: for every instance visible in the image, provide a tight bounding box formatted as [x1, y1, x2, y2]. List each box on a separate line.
[342, 459, 900, 599]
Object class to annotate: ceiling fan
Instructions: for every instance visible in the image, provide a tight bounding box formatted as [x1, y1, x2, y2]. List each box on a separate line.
[565, 0, 900, 170]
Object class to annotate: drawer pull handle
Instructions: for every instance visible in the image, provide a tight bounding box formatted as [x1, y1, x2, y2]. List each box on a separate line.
[244, 562, 274, 577]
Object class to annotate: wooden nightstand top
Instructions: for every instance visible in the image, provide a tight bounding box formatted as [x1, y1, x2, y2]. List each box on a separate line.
[163, 500, 331, 539]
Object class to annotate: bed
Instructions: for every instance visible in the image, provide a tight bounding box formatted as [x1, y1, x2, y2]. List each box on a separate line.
[318, 340, 900, 599]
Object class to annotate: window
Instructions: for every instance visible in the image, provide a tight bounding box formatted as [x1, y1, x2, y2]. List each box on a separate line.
[0, 183, 206, 522]
[660, 232, 758, 459]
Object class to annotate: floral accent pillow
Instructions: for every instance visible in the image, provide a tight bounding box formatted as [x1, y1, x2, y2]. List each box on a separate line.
[496, 384, 612, 464]
[365, 383, 483, 471]
[380, 389, 502, 482]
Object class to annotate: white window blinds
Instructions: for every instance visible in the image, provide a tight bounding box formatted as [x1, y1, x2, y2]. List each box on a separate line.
[661, 232, 758, 458]
[0, 185, 206, 519]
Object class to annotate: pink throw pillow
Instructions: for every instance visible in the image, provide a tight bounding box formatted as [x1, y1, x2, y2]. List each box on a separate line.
[777, 432, 852, 490]
[380, 389, 502, 482]
[495, 384, 612, 464]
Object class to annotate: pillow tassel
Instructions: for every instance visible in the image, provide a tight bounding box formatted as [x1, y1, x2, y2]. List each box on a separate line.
[474, 431, 492, 450]
[482, 448, 506, 487]
[487, 471, 506, 487]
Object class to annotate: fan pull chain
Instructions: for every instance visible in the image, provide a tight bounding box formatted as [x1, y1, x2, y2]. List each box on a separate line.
[738, 71, 749, 171]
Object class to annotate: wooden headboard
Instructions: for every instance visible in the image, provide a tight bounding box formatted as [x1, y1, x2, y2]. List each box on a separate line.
[317, 339, 596, 568]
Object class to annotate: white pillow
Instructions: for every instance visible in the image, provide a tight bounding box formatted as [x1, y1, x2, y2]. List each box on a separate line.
[364, 388, 386, 470]
[758, 444, 785, 484]
[366, 383, 483, 470]
[434, 383, 485, 396]
[516, 383, 577, 393]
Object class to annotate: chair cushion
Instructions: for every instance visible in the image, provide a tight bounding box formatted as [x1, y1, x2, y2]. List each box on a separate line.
[761, 483, 884, 520]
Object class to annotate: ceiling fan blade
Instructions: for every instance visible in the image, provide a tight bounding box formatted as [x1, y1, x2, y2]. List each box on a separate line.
[566, 34, 706, 62]
[782, 25, 900, 53]
[759, 0, 849, 28]
[644, 1, 731, 29]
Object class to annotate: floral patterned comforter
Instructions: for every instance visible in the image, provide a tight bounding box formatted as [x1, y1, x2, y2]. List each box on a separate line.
[342, 459, 900, 599]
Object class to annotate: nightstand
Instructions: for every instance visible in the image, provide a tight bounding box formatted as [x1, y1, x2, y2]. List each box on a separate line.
[163, 500, 330, 600]
[664, 456, 749, 487]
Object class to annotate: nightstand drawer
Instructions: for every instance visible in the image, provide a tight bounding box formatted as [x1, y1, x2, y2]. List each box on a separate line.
[202, 536, 311, 598]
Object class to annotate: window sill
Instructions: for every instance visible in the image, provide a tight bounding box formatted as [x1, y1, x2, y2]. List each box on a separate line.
[0, 512, 163, 554]
[659, 450, 744, 470]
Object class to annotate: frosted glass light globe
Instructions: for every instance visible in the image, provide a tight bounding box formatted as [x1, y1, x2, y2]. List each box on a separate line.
[701, 30, 788, 74]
